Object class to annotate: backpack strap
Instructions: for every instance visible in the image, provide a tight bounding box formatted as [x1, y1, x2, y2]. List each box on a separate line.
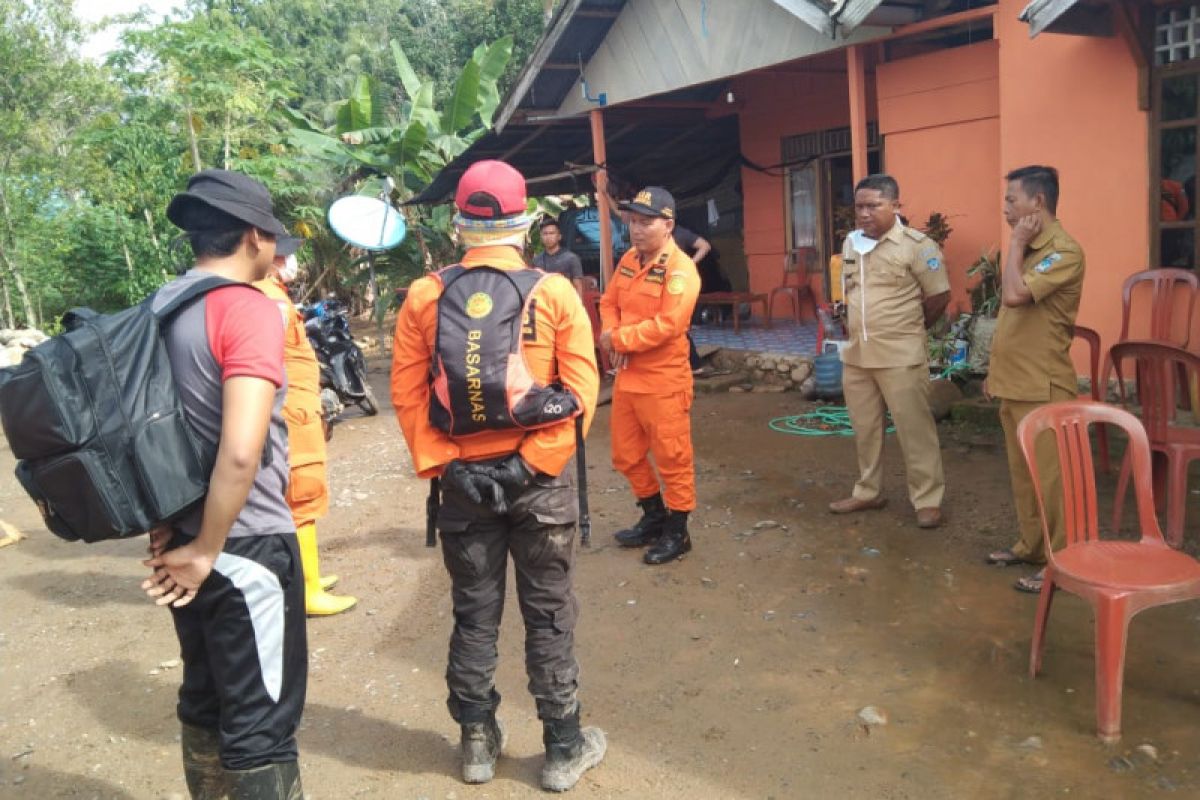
[152, 275, 247, 323]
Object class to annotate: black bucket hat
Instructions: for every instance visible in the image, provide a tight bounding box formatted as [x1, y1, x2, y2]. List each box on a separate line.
[167, 169, 288, 236]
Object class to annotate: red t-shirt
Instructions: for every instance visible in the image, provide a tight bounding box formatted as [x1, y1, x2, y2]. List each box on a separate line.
[204, 286, 285, 386]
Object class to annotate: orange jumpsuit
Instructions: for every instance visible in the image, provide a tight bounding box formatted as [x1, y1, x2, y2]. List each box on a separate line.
[391, 245, 599, 478]
[255, 276, 329, 526]
[599, 239, 701, 511]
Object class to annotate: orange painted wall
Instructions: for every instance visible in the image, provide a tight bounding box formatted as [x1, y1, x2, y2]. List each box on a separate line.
[996, 0, 1149, 363]
[877, 41, 1002, 318]
[732, 68, 866, 297]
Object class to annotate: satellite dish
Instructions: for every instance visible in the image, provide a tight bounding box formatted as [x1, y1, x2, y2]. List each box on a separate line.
[328, 195, 406, 251]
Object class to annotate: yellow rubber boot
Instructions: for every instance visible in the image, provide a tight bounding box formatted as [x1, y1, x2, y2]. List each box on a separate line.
[296, 523, 357, 616]
[319, 574, 339, 591]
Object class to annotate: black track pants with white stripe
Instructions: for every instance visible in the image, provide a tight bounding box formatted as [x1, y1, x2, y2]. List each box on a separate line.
[168, 532, 308, 770]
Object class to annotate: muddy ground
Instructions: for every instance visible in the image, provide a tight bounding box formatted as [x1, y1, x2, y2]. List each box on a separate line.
[2, 358, 1200, 800]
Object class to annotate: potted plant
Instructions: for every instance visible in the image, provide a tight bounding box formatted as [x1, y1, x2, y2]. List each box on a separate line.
[965, 249, 1001, 370]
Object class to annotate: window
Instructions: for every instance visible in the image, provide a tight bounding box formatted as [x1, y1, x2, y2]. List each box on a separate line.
[1156, 4, 1200, 66]
[1152, 4, 1200, 268]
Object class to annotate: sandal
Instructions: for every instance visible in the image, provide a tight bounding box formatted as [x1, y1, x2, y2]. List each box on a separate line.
[985, 548, 1029, 566]
[1014, 569, 1046, 594]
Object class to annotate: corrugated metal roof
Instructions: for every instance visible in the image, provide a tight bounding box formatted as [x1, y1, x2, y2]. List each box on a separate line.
[553, 0, 889, 117]
[495, 0, 628, 131]
[409, 112, 740, 205]
[1019, 0, 1112, 37]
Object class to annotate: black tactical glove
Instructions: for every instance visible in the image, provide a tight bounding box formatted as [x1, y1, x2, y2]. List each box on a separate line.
[485, 453, 536, 505]
[442, 459, 508, 514]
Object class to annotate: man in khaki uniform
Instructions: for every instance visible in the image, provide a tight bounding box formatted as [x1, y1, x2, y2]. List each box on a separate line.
[831, 175, 950, 528]
[984, 165, 1084, 593]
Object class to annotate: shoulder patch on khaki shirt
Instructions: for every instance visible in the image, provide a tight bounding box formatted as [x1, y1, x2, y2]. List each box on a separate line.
[1034, 252, 1063, 273]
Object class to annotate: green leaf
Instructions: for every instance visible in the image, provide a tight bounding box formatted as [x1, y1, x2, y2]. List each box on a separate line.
[409, 82, 438, 131]
[474, 36, 513, 86]
[388, 123, 429, 167]
[337, 74, 375, 133]
[390, 39, 421, 100]
[278, 105, 321, 133]
[288, 129, 349, 158]
[440, 58, 481, 135]
[473, 37, 512, 126]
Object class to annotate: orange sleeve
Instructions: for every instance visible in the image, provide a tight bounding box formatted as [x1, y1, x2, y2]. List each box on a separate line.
[519, 279, 600, 477]
[390, 277, 460, 478]
[612, 261, 700, 353]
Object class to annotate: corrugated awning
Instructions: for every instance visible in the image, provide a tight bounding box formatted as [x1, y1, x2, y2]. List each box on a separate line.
[769, 0, 887, 36]
[408, 113, 741, 205]
[1020, 0, 1113, 38]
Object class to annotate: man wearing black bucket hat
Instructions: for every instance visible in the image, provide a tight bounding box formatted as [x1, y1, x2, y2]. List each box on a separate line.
[142, 169, 308, 799]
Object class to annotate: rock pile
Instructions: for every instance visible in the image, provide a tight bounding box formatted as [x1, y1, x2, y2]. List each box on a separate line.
[735, 352, 814, 393]
[0, 329, 48, 368]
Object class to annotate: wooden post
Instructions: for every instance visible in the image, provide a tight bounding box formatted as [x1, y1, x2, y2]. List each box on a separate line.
[590, 108, 614, 286]
[847, 44, 869, 184]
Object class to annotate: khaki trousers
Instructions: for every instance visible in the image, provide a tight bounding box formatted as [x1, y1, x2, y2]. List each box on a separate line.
[999, 387, 1075, 563]
[843, 363, 945, 510]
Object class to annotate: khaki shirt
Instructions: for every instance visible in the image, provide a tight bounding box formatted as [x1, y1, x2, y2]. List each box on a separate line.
[988, 220, 1085, 402]
[841, 221, 949, 368]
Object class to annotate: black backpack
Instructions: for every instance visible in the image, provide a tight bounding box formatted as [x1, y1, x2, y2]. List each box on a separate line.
[0, 276, 237, 543]
[428, 264, 581, 437]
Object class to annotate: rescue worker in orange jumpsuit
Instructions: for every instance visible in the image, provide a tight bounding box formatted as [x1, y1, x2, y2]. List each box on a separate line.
[391, 160, 605, 792]
[255, 238, 358, 616]
[600, 187, 702, 565]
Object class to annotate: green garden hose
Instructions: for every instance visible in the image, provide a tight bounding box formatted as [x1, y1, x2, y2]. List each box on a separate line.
[769, 406, 895, 437]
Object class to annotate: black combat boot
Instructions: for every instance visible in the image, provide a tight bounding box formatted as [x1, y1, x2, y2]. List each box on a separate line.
[460, 715, 506, 784]
[540, 711, 607, 792]
[613, 493, 667, 547]
[223, 760, 302, 800]
[181, 724, 226, 800]
[644, 510, 692, 565]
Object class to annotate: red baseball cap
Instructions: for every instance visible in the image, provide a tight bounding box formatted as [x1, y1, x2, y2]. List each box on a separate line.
[455, 160, 527, 219]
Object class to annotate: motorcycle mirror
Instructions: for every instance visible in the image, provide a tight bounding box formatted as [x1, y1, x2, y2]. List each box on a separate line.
[328, 195, 406, 251]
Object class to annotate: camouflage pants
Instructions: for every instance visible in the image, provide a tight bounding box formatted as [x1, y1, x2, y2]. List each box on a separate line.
[436, 460, 581, 723]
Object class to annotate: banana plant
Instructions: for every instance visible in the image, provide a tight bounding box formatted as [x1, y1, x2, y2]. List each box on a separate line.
[283, 36, 513, 193]
[281, 36, 513, 318]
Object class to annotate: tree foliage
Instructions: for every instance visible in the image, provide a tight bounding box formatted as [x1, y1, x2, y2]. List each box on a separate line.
[0, 0, 547, 330]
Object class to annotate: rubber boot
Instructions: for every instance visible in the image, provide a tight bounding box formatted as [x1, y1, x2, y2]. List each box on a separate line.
[460, 715, 506, 784]
[296, 522, 357, 616]
[318, 574, 339, 591]
[223, 761, 302, 800]
[613, 493, 667, 547]
[181, 723, 226, 800]
[540, 712, 607, 793]
[644, 510, 692, 565]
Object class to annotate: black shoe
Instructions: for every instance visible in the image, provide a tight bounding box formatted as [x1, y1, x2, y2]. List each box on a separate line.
[223, 760, 302, 800]
[181, 724, 226, 800]
[614, 493, 667, 547]
[461, 716, 506, 784]
[644, 510, 692, 565]
[541, 712, 607, 792]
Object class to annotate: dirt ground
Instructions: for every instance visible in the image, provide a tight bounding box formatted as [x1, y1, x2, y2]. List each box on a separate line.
[3, 359, 1200, 800]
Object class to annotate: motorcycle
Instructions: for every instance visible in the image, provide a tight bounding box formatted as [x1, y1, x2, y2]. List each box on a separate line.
[304, 300, 379, 431]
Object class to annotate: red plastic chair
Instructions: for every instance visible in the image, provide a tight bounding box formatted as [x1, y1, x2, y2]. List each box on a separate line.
[768, 248, 818, 324]
[1109, 342, 1200, 546]
[1098, 269, 1199, 427]
[1117, 269, 1199, 346]
[1020, 400, 1200, 742]
[1072, 325, 1109, 472]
